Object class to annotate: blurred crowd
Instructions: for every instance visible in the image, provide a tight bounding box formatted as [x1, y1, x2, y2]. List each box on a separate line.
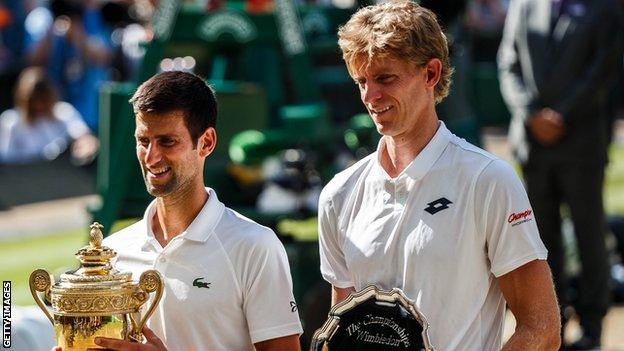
[0, 0, 515, 167]
[2, 0, 624, 349]
[0, 0, 156, 165]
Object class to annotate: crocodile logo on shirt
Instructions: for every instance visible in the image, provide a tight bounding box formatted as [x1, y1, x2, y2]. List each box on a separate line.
[193, 277, 211, 289]
[424, 197, 452, 215]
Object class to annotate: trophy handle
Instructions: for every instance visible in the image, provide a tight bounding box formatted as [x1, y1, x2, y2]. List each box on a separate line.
[29, 269, 54, 325]
[130, 270, 163, 341]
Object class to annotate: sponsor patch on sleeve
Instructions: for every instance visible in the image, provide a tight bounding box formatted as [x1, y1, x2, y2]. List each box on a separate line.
[507, 209, 533, 227]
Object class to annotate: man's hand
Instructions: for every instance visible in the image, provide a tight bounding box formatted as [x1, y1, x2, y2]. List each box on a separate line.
[52, 328, 167, 351]
[87, 327, 167, 351]
[527, 108, 565, 146]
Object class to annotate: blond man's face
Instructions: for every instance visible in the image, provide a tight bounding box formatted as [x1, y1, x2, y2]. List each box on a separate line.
[350, 56, 434, 138]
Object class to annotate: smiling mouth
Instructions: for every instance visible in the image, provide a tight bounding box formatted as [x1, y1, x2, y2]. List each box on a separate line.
[148, 166, 171, 176]
[369, 106, 392, 114]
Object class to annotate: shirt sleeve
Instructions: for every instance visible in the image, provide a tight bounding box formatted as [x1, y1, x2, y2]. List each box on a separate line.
[241, 229, 303, 344]
[475, 159, 548, 277]
[318, 185, 354, 288]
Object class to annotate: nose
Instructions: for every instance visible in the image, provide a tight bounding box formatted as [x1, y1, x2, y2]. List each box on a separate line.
[362, 82, 382, 105]
[144, 142, 162, 166]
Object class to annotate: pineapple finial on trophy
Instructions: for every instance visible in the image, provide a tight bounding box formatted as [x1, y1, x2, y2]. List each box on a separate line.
[89, 222, 104, 248]
[75, 222, 115, 276]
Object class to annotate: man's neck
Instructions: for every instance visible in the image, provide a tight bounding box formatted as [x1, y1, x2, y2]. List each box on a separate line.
[151, 182, 208, 247]
[379, 115, 439, 178]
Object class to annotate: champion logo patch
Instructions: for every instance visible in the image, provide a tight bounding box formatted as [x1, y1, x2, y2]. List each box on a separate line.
[424, 197, 452, 215]
[508, 209, 533, 226]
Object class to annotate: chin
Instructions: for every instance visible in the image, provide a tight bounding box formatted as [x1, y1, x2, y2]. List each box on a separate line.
[146, 183, 175, 197]
[376, 125, 396, 136]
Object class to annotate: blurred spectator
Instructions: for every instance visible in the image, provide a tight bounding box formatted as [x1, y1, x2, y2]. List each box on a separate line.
[0, 0, 27, 112]
[0, 0, 26, 71]
[100, 1, 135, 82]
[465, 0, 506, 34]
[498, 0, 623, 349]
[0, 66, 98, 165]
[420, 0, 481, 145]
[25, 0, 113, 132]
[465, 0, 507, 62]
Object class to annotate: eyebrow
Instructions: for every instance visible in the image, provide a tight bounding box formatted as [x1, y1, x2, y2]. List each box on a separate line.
[134, 134, 177, 139]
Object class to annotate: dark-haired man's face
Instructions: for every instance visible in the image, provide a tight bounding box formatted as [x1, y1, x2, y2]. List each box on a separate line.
[134, 110, 204, 197]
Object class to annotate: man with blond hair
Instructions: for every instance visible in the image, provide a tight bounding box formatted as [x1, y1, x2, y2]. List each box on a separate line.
[318, 1, 561, 350]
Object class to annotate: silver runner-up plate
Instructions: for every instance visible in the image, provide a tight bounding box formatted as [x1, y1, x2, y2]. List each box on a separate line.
[310, 285, 435, 351]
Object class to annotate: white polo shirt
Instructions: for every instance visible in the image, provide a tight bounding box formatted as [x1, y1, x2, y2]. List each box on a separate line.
[318, 122, 547, 351]
[103, 188, 303, 351]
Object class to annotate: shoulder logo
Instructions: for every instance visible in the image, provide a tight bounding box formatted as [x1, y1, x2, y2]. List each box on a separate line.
[508, 209, 533, 226]
[193, 277, 211, 289]
[424, 197, 452, 215]
[290, 301, 298, 312]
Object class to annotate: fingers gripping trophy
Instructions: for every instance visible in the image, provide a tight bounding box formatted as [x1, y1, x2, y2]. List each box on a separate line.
[30, 222, 164, 350]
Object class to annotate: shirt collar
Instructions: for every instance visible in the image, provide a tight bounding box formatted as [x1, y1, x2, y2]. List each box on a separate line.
[374, 121, 452, 181]
[141, 187, 225, 249]
[184, 187, 225, 242]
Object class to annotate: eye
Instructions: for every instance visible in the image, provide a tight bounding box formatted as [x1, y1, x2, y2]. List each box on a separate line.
[136, 137, 149, 147]
[377, 75, 395, 84]
[354, 78, 366, 88]
[159, 138, 176, 147]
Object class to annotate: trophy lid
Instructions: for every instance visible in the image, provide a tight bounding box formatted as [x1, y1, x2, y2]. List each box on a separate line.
[55, 222, 132, 289]
[31, 222, 162, 318]
[42, 222, 146, 317]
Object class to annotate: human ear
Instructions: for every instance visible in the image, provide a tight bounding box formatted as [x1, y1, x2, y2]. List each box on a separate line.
[198, 127, 217, 157]
[424, 58, 442, 88]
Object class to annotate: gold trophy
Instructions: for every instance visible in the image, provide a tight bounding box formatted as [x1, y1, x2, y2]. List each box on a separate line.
[29, 222, 164, 350]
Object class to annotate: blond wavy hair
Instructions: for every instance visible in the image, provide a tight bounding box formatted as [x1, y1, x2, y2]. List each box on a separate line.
[338, 1, 453, 104]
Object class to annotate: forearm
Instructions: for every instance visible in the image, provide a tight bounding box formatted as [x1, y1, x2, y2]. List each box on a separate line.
[254, 334, 301, 351]
[498, 261, 561, 351]
[331, 286, 355, 306]
[502, 323, 560, 351]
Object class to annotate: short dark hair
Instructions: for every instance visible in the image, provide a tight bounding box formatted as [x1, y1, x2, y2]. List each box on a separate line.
[130, 71, 217, 145]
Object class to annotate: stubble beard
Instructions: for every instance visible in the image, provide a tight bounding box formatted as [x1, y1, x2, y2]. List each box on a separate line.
[142, 166, 179, 198]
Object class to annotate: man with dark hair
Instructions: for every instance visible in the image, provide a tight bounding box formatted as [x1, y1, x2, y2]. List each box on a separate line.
[89, 71, 302, 351]
[318, 1, 560, 350]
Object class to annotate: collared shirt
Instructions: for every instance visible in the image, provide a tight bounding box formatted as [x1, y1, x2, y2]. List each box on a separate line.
[104, 188, 302, 351]
[319, 122, 547, 350]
